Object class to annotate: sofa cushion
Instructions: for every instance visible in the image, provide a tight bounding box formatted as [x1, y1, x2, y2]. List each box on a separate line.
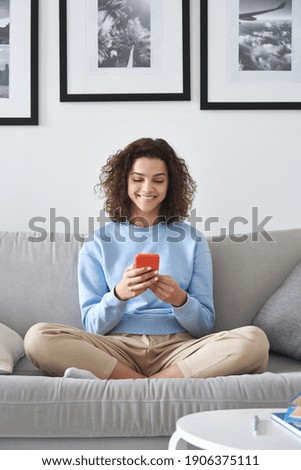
[13, 355, 46, 376]
[252, 261, 301, 361]
[0, 323, 25, 374]
[0, 232, 83, 338]
[0, 373, 300, 438]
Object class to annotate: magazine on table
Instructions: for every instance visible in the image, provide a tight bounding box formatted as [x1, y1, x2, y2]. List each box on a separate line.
[272, 391, 301, 437]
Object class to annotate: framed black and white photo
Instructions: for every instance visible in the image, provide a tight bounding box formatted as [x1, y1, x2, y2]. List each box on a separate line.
[201, 0, 301, 109]
[59, 0, 190, 102]
[0, 0, 38, 125]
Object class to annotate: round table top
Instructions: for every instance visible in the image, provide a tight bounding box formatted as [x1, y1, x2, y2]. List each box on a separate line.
[176, 408, 301, 450]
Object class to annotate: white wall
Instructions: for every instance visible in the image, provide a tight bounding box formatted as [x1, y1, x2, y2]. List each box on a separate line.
[0, 0, 300, 237]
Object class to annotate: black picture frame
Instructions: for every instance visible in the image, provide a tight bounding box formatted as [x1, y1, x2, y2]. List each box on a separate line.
[59, 0, 190, 102]
[201, 0, 301, 110]
[0, 0, 39, 125]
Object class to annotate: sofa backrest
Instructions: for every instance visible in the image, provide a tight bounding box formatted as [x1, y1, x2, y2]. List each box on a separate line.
[0, 232, 83, 337]
[209, 228, 301, 332]
[0, 228, 301, 337]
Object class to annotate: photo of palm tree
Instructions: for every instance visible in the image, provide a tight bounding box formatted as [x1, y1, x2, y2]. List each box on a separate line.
[98, 0, 151, 68]
[0, 0, 9, 98]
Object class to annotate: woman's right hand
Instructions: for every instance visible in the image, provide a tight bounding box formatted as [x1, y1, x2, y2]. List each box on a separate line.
[114, 265, 158, 301]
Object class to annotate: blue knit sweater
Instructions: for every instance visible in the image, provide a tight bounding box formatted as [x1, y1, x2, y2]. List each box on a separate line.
[78, 221, 215, 338]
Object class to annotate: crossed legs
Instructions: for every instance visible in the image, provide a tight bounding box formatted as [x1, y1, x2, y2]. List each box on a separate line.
[24, 323, 269, 380]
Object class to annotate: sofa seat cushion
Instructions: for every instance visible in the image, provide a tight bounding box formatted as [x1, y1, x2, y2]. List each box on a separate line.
[252, 261, 301, 361]
[0, 323, 25, 374]
[13, 355, 46, 376]
[267, 352, 301, 374]
[0, 373, 301, 438]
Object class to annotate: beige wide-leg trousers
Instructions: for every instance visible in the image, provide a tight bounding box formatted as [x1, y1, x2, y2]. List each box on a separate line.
[24, 323, 269, 379]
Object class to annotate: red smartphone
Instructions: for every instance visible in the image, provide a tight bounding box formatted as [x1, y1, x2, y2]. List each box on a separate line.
[135, 253, 160, 271]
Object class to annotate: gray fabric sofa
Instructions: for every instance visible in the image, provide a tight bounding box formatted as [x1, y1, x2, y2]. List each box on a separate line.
[0, 228, 301, 450]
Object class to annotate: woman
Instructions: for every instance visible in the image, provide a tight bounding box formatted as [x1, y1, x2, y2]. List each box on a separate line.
[25, 138, 269, 379]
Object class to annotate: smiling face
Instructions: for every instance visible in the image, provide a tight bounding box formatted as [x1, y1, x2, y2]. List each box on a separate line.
[127, 157, 169, 226]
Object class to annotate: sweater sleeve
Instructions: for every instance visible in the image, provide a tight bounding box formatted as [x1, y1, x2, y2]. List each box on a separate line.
[78, 252, 127, 335]
[173, 248, 215, 338]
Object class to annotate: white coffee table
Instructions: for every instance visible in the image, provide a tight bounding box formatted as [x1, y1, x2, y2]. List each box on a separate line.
[169, 408, 301, 450]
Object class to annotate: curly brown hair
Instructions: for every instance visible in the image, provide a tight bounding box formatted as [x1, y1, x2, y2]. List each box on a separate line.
[96, 138, 197, 223]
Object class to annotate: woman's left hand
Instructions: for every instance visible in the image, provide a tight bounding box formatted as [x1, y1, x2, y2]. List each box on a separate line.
[149, 274, 187, 307]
